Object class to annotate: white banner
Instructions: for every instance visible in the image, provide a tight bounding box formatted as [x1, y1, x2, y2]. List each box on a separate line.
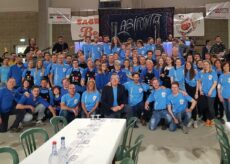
[206, 2, 230, 19]
[174, 13, 204, 37]
[48, 8, 71, 24]
[71, 15, 99, 40]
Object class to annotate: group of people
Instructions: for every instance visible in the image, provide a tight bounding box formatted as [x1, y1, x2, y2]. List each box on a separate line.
[0, 34, 229, 134]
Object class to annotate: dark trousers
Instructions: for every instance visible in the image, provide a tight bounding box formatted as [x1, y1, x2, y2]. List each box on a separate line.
[10, 109, 31, 129]
[125, 102, 144, 119]
[214, 96, 224, 119]
[185, 83, 197, 120]
[0, 112, 11, 132]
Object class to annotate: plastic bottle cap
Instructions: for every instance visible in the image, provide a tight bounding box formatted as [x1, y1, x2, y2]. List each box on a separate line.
[61, 137, 65, 140]
[52, 141, 57, 145]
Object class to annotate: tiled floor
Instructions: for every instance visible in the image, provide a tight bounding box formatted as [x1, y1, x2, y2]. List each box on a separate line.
[0, 116, 223, 164]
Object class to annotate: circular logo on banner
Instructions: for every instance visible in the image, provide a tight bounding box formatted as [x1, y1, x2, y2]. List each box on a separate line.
[74, 99, 78, 104]
[208, 75, 212, 80]
[179, 99, 184, 105]
[93, 96, 97, 101]
[161, 92, 166, 97]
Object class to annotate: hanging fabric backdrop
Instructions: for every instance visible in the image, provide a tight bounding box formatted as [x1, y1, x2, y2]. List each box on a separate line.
[99, 8, 174, 41]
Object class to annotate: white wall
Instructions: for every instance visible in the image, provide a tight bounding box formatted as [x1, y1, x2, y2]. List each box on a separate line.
[0, 0, 38, 12]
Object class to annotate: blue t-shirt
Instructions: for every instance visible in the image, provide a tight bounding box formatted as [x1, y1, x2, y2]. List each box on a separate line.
[0, 87, 17, 113]
[145, 44, 156, 52]
[112, 86, 118, 106]
[18, 94, 50, 108]
[124, 81, 149, 106]
[61, 93, 80, 108]
[81, 91, 101, 112]
[31, 68, 46, 86]
[198, 71, 218, 97]
[103, 43, 111, 55]
[82, 43, 92, 59]
[51, 64, 69, 87]
[169, 66, 185, 85]
[185, 72, 198, 87]
[147, 88, 171, 110]
[8, 64, 25, 87]
[167, 92, 193, 113]
[111, 46, 121, 54]
[91, 43, 102, 61]
[219, 73, 230, 99]
[137, 47, 147, 56]
[0, 66, 10, 83]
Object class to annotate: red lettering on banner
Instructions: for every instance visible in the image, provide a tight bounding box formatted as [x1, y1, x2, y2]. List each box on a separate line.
[94, 18, 99, 24]
[77, 19, 82, 25]
[88, 19, 94, 25]
[79, 27, 99, 39]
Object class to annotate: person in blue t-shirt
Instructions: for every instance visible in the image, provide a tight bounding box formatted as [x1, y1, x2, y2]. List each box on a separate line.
[145, 37, 156, 52]
[50, 54, 69, 87]
[218, 62, 230, 122]
[10, 86, 56, 132]
[0, 58, 10, 87]
[81, 80, 100, 118]
[184, 61, 199, 128]
[15, 79, 31, 102]
[145, 78, 172, 130]
[169, 58, 185, 91]
[82, 36, 92, 60]
[91, 36, 102, 61]
[8, 56, 25, 88]
[102, 35, 111, 55]
[0, 78, 17, 132]
[50, 86, 62, 115]
[109, 60, 128, 84]
[111, 36, 121, 55]
[198, 60, 218, 127]
[31, 59, 47, 86]
[167, 82, 197, 134]
[124, 73, 149, 126]
[60, 84, 80, 123]
[136, 40, 147, 56]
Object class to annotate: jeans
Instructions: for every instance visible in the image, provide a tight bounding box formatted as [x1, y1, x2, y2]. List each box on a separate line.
[59, 110, 76, 123]
[223, 99, 230, 122]
[169, 111, 191, 132]
[125, 102, 144, 119]
[149, 110, 172, 130]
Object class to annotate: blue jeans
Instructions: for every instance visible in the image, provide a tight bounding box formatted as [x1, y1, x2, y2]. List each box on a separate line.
[149, 110, 172, 130]
[223, 99, 230, 122]
[169, 111, 191, 132]
[59, 110, 76, 123]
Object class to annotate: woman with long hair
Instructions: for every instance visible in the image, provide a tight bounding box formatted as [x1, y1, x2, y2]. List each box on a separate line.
[31, 59, 46, 86]
[214, 59, 224, 123]
[184, 61, 199, 128]
[160, 56, 174, 88]
[111, 36, 121, 54]
[198, 60, 218, 127]
[81, 80, 101, 118]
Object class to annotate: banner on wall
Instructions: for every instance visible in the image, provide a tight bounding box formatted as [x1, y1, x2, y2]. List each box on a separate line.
[206, 2, 230, 19]
[99, 8, 174, 42]
[174, 13, 204, 37]
[71, 15, 99, 40]
[48, 8, 71, 24]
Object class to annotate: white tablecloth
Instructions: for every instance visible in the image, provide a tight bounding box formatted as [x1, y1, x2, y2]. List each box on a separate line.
[20, 118, 126, 164]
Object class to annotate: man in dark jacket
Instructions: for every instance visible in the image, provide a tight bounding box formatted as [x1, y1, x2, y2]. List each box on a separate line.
[101, 73, 127, 118]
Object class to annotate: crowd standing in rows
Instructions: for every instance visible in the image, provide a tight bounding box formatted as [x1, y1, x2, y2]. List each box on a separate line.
[0, 35, 229, 134]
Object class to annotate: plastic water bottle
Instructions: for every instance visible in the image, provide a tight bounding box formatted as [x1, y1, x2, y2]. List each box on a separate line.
[58, 137, 68, 164]
[49, 141, 59, 164]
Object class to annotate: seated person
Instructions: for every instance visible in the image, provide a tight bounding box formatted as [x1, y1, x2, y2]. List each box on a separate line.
[10, 86, 56, 132]
[60, 84, 80, 123]
[167, 82, 196, 134]
[101, 73, 127, 118]
[50, 86, 61, 115]
[0, 78, 17, 133]
[81, 80, 100, 118]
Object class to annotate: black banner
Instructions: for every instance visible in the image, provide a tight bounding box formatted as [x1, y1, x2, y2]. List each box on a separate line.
[99, 8, 174, 42]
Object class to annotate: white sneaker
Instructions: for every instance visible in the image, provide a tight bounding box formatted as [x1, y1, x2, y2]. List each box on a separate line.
[36, 120, 45, 126]
[193, 121, 198, 128]
[187, 120, 194, 128]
